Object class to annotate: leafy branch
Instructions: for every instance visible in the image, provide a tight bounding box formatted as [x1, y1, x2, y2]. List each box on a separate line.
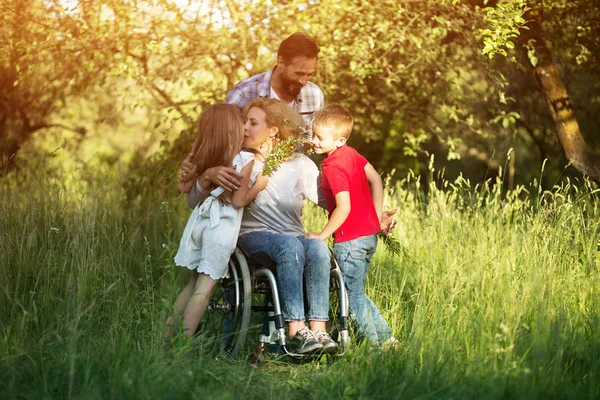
[480, 1, 529, 59]
[377, 232, 409, 260]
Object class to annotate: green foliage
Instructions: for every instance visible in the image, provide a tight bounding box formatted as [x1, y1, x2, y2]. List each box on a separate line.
[2, 0, 600, 187]
[0, 0, 114, 166]
[491, 110, 521, 129]
[545, 1, 599, 67]
[480, 1, 528, 59]
[377, 231, 409, 260]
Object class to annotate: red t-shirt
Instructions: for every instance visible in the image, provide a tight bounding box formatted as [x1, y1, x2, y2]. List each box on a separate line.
[321, 145, 381, 243]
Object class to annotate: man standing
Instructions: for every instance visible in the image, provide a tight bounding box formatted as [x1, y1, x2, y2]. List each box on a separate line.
[226, 32, 323, 138]
[180, 32, 324, 190]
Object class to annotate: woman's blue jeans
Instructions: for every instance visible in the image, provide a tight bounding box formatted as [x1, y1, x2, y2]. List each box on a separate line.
[238, 231, 330, 322]
[334, 234, 392, 345]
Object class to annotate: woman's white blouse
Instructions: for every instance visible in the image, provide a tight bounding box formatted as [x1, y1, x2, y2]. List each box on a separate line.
[240, 154, 324, 237]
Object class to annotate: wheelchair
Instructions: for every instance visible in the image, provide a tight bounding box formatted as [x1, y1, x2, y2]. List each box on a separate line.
[195, 246, 350, 359]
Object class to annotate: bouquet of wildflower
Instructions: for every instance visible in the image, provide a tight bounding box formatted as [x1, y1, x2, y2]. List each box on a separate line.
[261, 136, 308, 176]
[377, 231, 409, 260]
[262, 117, 311, 176]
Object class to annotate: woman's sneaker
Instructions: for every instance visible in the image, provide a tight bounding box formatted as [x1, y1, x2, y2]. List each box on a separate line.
[289, 327, 323, 354]
[312, 329, 339, 354]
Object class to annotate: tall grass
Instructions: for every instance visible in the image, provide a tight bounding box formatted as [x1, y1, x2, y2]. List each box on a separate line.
[1, 161, 599, 399]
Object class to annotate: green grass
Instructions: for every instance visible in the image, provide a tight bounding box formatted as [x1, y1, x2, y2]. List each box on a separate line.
[1, 164, 599, 399]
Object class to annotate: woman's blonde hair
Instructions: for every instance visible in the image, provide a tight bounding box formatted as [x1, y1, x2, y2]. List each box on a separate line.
[243, 98, 305, 140]
[189, 104, 244, 203]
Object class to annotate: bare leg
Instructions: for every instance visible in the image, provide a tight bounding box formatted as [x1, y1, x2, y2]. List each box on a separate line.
[182, 273, 218, 337]
[165, 270, 199, 337]
[288, 321, 307, 338]
[309, 320, 326, 332]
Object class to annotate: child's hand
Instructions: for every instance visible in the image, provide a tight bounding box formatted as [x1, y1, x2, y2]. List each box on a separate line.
[380, 209, 397, 235]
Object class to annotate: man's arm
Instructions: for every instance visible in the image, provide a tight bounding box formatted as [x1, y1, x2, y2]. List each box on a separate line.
[187, 180, 203, 209]
[179, 177, 197, 194]
[307, 191, 350, 241]
[316, 174, 328, 209]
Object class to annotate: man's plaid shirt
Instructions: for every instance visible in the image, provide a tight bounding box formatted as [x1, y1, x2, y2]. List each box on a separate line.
[225, 67, 324, 138]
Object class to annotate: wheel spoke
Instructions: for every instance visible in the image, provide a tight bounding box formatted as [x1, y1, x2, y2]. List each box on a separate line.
[193, 249, 252, 357]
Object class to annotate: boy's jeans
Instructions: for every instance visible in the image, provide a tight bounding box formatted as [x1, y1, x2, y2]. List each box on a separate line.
[238, 231, 330, 322]
[334, 234, 392, 345]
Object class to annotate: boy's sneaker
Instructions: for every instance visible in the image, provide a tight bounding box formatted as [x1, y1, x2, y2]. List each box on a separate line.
[313, 329, 339, 354]
[381, 336, 401, 351]
[289, 327, 323, 354]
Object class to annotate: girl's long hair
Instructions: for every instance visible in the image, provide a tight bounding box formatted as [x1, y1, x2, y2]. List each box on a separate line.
[189, 104, 244, 204]
[243, 98, 304, 141]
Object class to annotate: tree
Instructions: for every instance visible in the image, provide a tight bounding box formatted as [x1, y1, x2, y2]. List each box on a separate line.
[519, 0, 600, 181]
[3, 0, 598, 187]
[480, 0, 600, 182]
[0, 0, 118, 169]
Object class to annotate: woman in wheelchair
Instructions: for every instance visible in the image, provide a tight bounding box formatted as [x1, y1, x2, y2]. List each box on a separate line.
[166, 104, 269, 340]
[184, 99, 339, 355]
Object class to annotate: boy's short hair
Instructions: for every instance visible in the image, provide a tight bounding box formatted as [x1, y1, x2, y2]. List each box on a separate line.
[278, 32, 320, 64]
[313, 104, 354, 139]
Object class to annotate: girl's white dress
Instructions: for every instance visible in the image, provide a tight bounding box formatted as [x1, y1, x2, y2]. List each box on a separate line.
[174, 151, 258, 280]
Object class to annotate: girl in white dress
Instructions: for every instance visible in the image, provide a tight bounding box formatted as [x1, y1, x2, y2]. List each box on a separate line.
[166, 104, 268, 338]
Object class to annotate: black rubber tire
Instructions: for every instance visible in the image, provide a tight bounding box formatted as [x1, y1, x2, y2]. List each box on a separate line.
[196, 247, 252, 357]
[226, 247, 252, 356]
[327, 270, 342, 338]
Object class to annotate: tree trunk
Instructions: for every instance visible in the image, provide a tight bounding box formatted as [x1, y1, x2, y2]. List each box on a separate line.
[520, 0, 600, 181]
[1, 127, 32, 170]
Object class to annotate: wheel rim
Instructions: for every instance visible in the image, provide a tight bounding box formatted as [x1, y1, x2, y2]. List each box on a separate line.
[197, 264, 242, 355]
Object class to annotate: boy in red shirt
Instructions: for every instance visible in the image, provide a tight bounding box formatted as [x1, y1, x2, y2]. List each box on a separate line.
[307, 104, 399, 349]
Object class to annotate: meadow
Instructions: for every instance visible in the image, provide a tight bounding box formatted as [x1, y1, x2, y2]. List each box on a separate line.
[1, 161, 599, 400]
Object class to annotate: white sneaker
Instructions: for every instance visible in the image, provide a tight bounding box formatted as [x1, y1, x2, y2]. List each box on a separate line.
[313, 329, 339, 354]
[381, 336, 401, 351]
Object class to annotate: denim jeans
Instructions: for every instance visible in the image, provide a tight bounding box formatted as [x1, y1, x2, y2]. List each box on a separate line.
[238, 231, 330, 322]
[334, 234, 392, 345]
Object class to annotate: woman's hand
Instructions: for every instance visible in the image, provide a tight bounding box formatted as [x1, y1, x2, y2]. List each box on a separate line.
[179, 153, 242, 192]
[380, 209, 397, 235]
[201, 166, 243, 192]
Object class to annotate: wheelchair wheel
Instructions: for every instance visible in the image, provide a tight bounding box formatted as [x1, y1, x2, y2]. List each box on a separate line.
[196, 248, 251, 357]
[327, 273, 342, 335]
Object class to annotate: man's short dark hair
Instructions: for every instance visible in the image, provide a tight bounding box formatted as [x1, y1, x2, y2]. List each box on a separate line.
[277, 32, 320, 64]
